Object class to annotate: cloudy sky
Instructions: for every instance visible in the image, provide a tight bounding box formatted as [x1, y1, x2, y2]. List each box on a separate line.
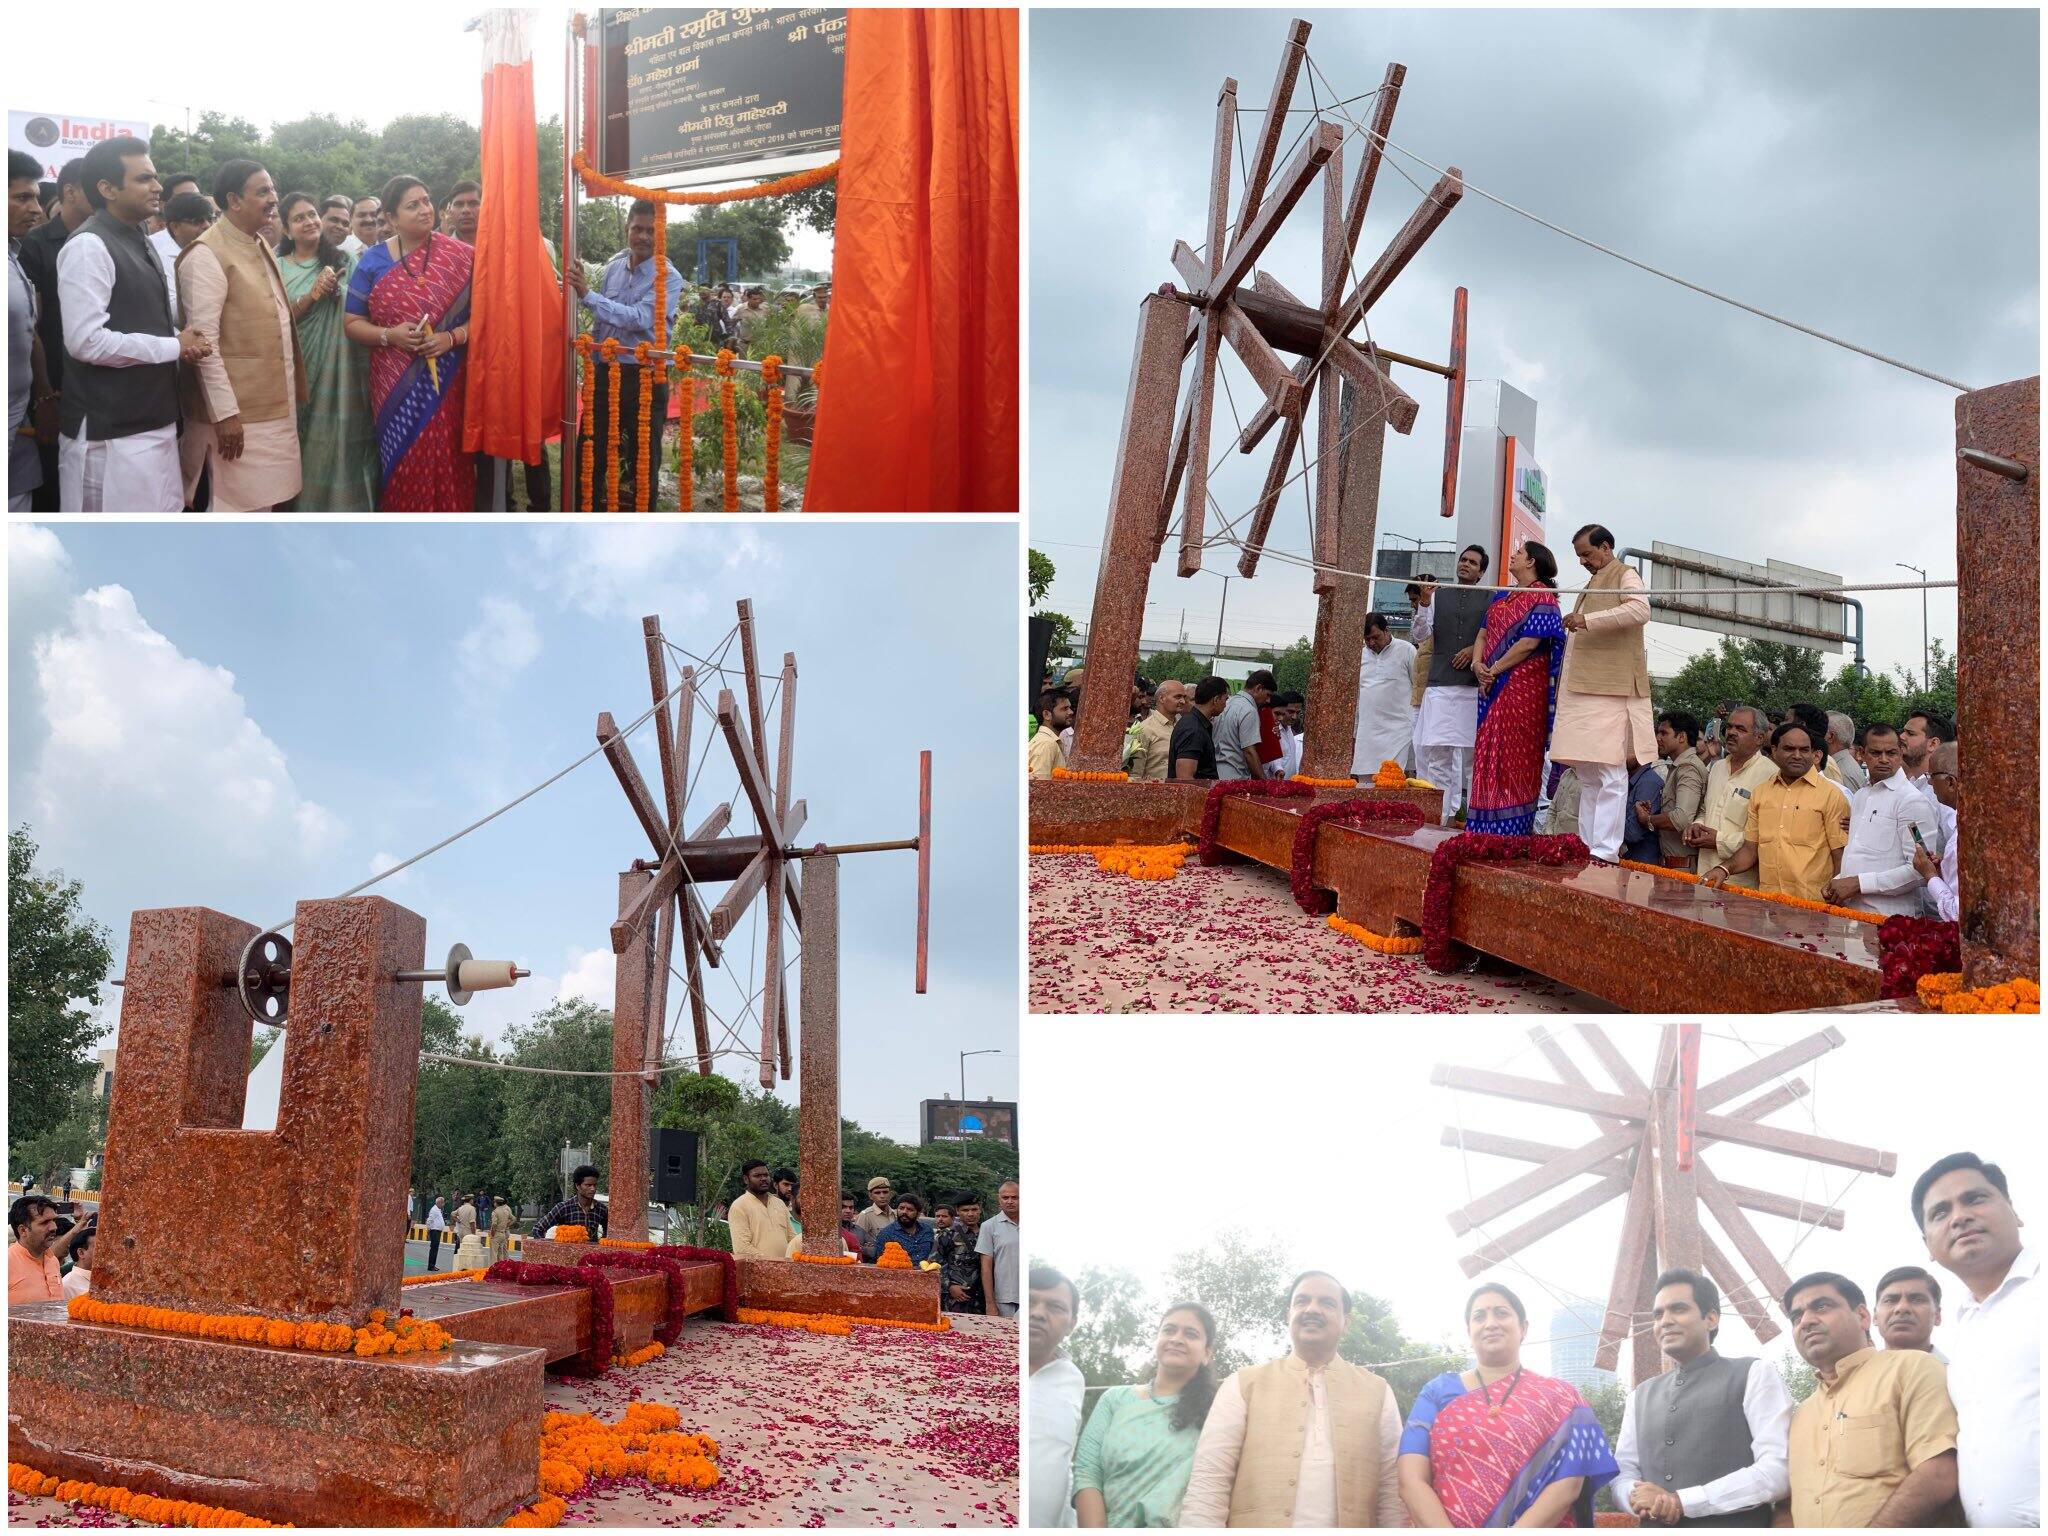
[9, 521, 1019, 1141]
[15, 2, 832, 267]
[1029, 1017, 2043, 1382]
[1029, 8, 2038, 681]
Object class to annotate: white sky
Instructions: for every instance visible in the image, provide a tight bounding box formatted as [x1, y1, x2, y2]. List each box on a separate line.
[10, 1, 831, 267]
[1026, 1017, 2043, 1384]
[1028, 8, 2039, 682]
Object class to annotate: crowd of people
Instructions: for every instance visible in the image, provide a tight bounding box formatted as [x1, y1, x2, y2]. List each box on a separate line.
[7, 139, 829, 512]
[1030, 524, 1961, 920]
[1029, 1151, 2035, 1528]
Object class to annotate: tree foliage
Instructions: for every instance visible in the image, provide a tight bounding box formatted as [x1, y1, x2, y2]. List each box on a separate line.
[1140, 647, 1209, 685]
[1028, 549, 1076, 667]
[8, 828, 113, 1150]
[149, 111, 485, 218]
[494, 999, 615, 1208]
[1258, 637, 1314, 700]
[1657, 637, 1957, 737]
[14, 1082, 103, 1191]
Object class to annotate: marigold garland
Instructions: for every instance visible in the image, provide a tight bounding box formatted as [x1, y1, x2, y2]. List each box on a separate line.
[1422, 833, 1592, 972]
[551, 1224, 591, 1244]
[8, 1463, 288, 1528]
[633, 343, 654, 513]
[600, 338, 623, 513]
[402, 1267, 486, 1286]
[716, 349, 739, 512]
[738, 1307, 951, 1335]
[674, 365, 695, 504]
[761, 354, 783, 511]
[66, 1294, 453, 1356]
[1915, 971, 2040, 1013]
[1373, 759, 1409, 788]
[614, 1340, 666, 1367]
[1195, 778, 1316, 864]
[598, 1236, 655, 1250]
[1288, 799, 1427, 914]
[503, 1493, 567, 1528]
[792, 1251, 858, 1266]
[1289, 773, 1357, 789]
[1028, 842, 1192, 881]
[1051, 766, 1129, 782]
[875, 1241, 913, 1270]
[1326, 913, 1425, 955]
[1616, 859, 1885, 927]
[576, 334, 596, 512]
[574, 150, 838, 207]
[506, 1401, 720, 1527]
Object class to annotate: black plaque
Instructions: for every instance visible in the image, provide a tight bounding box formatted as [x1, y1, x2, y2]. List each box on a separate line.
[599, 8, 847, 183]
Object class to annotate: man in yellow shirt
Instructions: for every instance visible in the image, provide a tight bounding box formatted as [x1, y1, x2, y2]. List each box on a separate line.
[1027, 690, 1072, 779]
[1683, 704, 1774, 887]
[1703, 721, 1848, 902]
[1784, 1270, 1958, 1526]
[1129, 680, 1186, 781]
[728, 1159, 795, 1260]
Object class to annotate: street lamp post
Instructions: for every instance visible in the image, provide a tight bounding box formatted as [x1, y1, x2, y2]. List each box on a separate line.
[959, 1048, 1001, 1104]
[1895, 562, 1929, 692]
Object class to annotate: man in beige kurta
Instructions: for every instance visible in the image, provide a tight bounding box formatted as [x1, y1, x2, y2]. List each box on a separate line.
[1551, 524, 1655, 861]
[175, 163, 302, 512]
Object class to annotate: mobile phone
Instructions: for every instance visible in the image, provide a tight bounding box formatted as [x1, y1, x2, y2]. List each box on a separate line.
[1908, 825, 1926, 850]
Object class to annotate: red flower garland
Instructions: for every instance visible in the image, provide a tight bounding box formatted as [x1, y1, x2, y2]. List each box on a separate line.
[484, 1260, 615, 1377]
[1287, 799, 1427, 914]
[1878, 915, 1961, 999]
[1195, 779, 1315, 865]
[1421, 833, 1591, 972]
[581, 1245, 738, 1331]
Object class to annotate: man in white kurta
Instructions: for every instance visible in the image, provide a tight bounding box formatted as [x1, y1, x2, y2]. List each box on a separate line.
[1352, 613, 1417, 775]
[1412, 548, 1491, 822]
[1552, 526, 1654, 861]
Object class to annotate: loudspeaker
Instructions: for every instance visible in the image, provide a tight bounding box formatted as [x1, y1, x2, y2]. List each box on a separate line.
[649, 1127, 699, 1204]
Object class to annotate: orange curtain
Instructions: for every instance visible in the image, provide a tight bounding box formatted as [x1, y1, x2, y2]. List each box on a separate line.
[803, 8, 1019, 512]
[465, 9, 565, 464]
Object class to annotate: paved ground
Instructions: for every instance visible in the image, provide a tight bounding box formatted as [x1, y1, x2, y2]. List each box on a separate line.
[6, 1314, 1019, 1528]
[1030, 854, 1608, 1013]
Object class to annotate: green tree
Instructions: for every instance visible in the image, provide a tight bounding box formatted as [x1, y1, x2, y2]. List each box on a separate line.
[1336, 1293, 1464, 1419]
[1140, 647, 1209, 685]
[675, 201, 791, 280]
[13, 1082, 102, 1191]
[1064, 1263, 1156, 1395]
[250, 1026, 281, 1073]
[377, 114, 483, 204]
[1778, 1349, 1818, 1405]
[578, 199, 627, 269]
[536, 116, 564, 247]
[775, 176, 835, 236]
[1163, 1230, 1293, 1376]
[1583, 1380, 1631, 1512]
[8, 828, 113, 1149]
[1263, 637, 1313, 701]
[411, 997, 509, 1207]
[1660, 638, 1825, 724]
[1029, 549, 1076, 666]
[496, 998, 615, 1208]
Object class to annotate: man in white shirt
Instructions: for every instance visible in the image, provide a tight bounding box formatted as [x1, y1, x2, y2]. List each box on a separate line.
[1913, 742, 1961, 922]
[1823, 723, 1941, 917]
[424, 1196, 446, 1272]
[1826, 712, 1868, 792]
[1214, 670, 1275, 781]
[1914, 1151, 2038, 1528]
[1609, 1268, 1791, 1525]
[320, 195, 362, 257]
[1028, 1266, 1085, 1529]
[1181, 1271, 1403, 1527]
[1352, 613, 1417, 775]
[1897, 710, 1949, 802]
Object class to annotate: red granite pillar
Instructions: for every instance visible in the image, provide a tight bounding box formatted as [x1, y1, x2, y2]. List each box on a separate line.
[796, 856, 842, 1257]
[1955, 375, 2039, 986]
[94, 897, 425, 1323]
[1299, 384, 1387, 780]
[608, 869, 654, 1239]
[1070, 294, 1190, 772]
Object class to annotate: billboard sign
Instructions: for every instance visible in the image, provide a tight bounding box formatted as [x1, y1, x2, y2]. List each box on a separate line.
[920, 1099, 1018, 1150]
[1637, 542, 1847, 654]
[598, 8, 846, 186]
[1500, 436, 1546, 565]
[10, 110, 152, 183]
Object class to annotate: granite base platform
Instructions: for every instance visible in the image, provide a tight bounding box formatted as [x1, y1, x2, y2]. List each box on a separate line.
[400, 1271, 664, 1365]
[7, 1301, 541, 1527]
[1029, 776, 1443, 846]
[1217, 796, 1881, 1012]
[736, 1257, 943, 1323]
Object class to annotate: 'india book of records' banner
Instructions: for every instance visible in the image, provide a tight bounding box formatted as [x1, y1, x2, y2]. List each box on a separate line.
[599, 8, 847, 184]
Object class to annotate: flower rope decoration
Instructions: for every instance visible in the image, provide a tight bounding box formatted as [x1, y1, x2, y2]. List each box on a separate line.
[575, 334, 596, 512]
[578, 1245, 726, 1336]
[67, 1295, 451, 1356]
[1051, 766, 1128, 782]
[738, 1307, 951, 1335]
[647, 1244, 741, 1323]
[792, 1250, 857, 1265]
[716, 349, 739, 512]
[598, 1236, 655, 1250]
[1916, 972, 2040, 1013]
[1877, 915, 1963, 998]
[1326, 913, 1425, 955]
[1288, 773, 1356, 789]
[8, 1463, 285, 1528]
[1421, 833, 1591, 972]
[483, 1260, 614, 1376]
[675, 364, 695, 505]
[600, 338, 623, 513]
[615, 1340, 666, 1367]
[402, 1267, 487, 1286]
[761, 354, 783, 511]
[1194, 778, 1315, 865]
[1287, 799, 1427, 914]
[1617, 859, 1885, 926]
[1027, 843, 1192, 881]
[574, 150, 837, 206]
[633, 342, 654, 513]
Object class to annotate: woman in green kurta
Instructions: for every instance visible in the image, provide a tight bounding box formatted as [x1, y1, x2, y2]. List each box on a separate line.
[275, 192, 377, 510]
[1072, 1302, 1221, 1527]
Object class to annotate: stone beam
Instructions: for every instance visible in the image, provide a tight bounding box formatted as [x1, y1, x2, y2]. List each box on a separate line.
[1235, 411, 1302, 578]
[1210, 121, 1341, 305]
[610, 869, 655, 1240]
[795, 856, 842, 1255]
[1595, 1155, 1657, 1373]
[716, 688, 781, 841]
[1298, 383, 1384, 775]
[1234, 17, 1311, 232]
[1457, 1171, 1631, 1277]
[1696, 1028, 1843, 1110]
[1691, 1111, 1896, 1175]
[1431, 1063, 1648, 1123]
[1332, 167, 1464, 339]
[642, 616, 681, 836]
[597, 710, 667, 855]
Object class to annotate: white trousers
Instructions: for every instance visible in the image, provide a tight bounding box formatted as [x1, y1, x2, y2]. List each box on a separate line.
[1418, 743, 1470, 823]
[59, 425, 182, 512]
[1561, 760, 1628, 860]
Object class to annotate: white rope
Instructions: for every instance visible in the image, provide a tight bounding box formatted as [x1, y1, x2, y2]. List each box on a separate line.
[1299, 51, 1977, 394]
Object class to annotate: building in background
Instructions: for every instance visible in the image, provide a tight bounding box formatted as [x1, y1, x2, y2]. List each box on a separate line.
[1548, 1298, 1619, 1395]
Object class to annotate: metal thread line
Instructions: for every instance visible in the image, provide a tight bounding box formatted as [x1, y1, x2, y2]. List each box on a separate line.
[1300, 50, 1976, 394]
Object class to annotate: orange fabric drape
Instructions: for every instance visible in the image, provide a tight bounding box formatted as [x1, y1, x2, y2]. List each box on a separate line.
[466, 14, 565, 464]
[803, 8, 1019, 512]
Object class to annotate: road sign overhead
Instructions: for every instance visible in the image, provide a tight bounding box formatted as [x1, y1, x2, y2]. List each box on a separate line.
[1636, 542, 1849, 655]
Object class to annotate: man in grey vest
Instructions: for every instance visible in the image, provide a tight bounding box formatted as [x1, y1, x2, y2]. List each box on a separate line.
[1412, 545, 1490, 822]
[52, 136, 209, 510]
[1610, 1268, 1791, 1526]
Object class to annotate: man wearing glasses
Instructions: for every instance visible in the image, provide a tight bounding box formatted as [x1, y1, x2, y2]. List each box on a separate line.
[1911, 741, 1961, 920]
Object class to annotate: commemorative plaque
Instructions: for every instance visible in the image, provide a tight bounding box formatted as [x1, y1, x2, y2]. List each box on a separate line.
[599, 8, 847, 184]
